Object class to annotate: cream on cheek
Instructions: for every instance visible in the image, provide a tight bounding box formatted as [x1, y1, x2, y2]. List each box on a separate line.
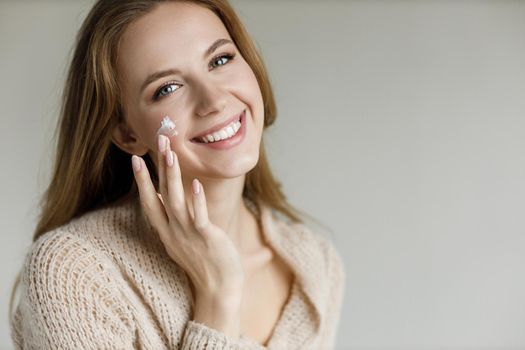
[156, 115, 179, 137]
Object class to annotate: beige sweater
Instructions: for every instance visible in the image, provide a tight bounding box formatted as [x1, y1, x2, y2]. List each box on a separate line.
[10, 195, 345, 349]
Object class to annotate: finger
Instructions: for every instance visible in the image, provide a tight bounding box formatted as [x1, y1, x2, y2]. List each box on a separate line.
[164, 137, 191, 228]
[191, 178, 211, 235]
[157, 135, 187, 243]
[158, 134, 179, 226]
[157, 135, 168, 200]
[131, 155, 169, 232]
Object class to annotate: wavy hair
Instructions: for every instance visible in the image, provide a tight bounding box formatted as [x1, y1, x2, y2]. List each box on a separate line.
[9, 0, 329, 321]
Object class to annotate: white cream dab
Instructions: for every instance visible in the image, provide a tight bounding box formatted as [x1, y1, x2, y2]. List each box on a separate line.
[156, 116, 179, 137]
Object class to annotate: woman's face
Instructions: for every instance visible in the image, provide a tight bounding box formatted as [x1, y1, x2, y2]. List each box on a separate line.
[116, 2, 264, 181]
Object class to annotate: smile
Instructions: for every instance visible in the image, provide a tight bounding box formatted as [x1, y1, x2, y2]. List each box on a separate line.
[190, 110, 247, 150]
[196, 117, 241, 143]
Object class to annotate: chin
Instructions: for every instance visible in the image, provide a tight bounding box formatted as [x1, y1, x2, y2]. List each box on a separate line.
[207, 151, 260, 179]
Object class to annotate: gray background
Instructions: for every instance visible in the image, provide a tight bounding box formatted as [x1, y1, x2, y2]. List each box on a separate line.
[1, 1, 524, 349]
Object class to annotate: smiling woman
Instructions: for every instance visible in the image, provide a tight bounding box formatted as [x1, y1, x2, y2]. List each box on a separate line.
[8, 0, 345, 349]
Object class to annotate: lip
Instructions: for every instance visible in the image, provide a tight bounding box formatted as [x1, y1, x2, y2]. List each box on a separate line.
[190, 110, 247, 150]
[191, 110, 245, 140]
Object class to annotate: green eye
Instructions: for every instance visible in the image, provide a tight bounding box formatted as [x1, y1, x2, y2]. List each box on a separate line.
[154, 83, 180, 100]
[210, 53, 235, 69]
[153, 52, 236, 101]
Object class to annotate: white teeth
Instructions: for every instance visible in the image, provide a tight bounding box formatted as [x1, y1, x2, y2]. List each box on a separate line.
[225, 126, 235, 136]
[199, 118, 242, 143]
[233, 121, 240, 132]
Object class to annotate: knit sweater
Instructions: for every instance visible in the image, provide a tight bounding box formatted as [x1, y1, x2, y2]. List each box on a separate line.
[10, 195, 345, 349]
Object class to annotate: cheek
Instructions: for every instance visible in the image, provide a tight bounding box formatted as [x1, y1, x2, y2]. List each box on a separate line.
[245, 72, 265, 128]
[127, 112, 165, 154]
[123, 96, 162, 150]
[141, 117, 161, 147]
[235, 63, 264, 111]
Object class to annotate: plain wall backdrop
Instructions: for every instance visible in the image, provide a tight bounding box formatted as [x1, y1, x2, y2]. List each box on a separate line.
[1, 1, 524, 349]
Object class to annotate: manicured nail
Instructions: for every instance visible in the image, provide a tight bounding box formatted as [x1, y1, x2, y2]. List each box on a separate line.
[166, 150, 174, 167]
[158, 135, 166, 152]
[132, 155, 141, 171]
[192, 179, 201, 195]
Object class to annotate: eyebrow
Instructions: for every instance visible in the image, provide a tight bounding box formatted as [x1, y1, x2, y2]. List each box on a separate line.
[140, 38, 234, 94]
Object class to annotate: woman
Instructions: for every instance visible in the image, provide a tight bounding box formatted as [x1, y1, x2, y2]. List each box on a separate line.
[9, 0, 345, 349]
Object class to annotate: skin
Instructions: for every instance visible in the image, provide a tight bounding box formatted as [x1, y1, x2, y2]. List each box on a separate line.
[112, 1, 265, 252]
[110, 2, 293, 342]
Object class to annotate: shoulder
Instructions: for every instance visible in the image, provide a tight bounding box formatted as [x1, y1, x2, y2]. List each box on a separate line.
[29, 198, 150, 260]
[275, 212, 345, 280]
[302, 224, 345, 282]
[13, 234, 138, 349]
[14, 222, 136, 347]
[24, 223, 117, 279]
[269, 212, 346, 305]
[21, 197, 145, 293]
[20, 198, 145, 302]
[62, 197, 141, 241]
[21, 222, 130, 307]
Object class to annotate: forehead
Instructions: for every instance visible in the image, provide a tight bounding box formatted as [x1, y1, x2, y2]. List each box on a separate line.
[118, 2, 230, 80]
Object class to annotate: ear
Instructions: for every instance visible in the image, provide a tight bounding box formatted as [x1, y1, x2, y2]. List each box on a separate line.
[111, 118, 149, 156]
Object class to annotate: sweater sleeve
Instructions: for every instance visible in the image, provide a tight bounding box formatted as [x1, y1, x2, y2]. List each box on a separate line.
[11, 230, 257, 350]
[181, 320, 256, 349]
[317, 239, 346, 349]
[11, 232, 136, 350]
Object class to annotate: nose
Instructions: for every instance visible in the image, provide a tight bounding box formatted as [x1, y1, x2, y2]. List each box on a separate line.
[192, 77, 227, 118]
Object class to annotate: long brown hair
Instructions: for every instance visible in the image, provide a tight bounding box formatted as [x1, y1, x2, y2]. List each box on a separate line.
[9, 0, 330, 321]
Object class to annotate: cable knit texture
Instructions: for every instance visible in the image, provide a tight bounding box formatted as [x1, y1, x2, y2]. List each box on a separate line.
[10, 195, 345, 349]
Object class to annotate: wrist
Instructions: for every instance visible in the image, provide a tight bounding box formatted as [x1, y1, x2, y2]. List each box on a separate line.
[193, 295, 242, 340]
[195, 292, 242, 313]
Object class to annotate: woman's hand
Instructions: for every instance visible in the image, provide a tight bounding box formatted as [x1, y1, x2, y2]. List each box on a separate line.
[130, 135, 245, 306]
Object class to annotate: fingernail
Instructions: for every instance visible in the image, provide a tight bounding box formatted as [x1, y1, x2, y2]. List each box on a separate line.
[166, 150, 174, 167]
[132, 155, 141, 171]
[158, 135, 166, 152]
[192, 179, 201, 195]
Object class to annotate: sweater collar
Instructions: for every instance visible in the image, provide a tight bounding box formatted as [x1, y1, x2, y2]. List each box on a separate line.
[133, 194, 327, 345]
[252, 197, 328, 336]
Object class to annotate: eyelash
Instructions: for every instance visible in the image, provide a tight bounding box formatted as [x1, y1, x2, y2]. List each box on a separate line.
[153, 52, 236, 101]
